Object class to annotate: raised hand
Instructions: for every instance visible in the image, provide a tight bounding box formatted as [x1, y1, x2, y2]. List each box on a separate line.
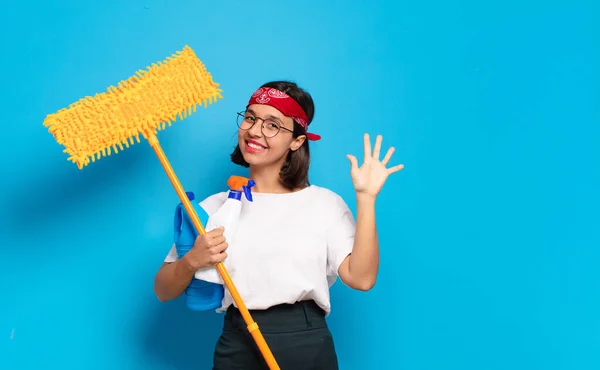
[346, 133, 404, 199]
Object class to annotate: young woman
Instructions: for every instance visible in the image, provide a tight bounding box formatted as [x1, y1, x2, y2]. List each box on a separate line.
[154, 81, 404, 369]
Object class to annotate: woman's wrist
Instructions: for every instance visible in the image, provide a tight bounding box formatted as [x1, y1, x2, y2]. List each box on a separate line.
[356, 191, 377, 205]
[176, 256, 197, 277]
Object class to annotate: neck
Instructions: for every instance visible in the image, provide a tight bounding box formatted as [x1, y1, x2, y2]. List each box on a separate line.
[249, 164, 289, 193]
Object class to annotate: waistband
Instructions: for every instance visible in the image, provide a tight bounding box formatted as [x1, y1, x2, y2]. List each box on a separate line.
[223, 300, 327, 334]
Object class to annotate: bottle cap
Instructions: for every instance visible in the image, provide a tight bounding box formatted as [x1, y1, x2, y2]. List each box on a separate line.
[227, 176, 256, 202]
[186, 191, 195, 201]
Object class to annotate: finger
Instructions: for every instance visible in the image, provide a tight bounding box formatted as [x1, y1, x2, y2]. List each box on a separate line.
[210, 241, 228, 254]
[363, 133, 371, 163]
[210, 251, 228, 264]
[219, 252, 228, 262]
[373, 135, 382, 161]
[346, 154, 359, 171]
[388, 164, 405, 174]
[208, 235, 226, 247]
[209, 226, 225, 236]
[382, 146, 395, 166]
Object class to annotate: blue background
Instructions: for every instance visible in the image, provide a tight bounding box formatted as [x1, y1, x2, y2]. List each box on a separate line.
[1, 1, 599, 369]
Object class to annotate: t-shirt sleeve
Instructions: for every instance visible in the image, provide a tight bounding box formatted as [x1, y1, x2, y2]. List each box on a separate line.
[163, 191, 228, 263]
[164, 244, 178, 263]
[326, 194, 356, 278]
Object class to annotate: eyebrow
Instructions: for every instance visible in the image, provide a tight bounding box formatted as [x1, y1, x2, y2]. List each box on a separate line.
[246, 109, 284, 123]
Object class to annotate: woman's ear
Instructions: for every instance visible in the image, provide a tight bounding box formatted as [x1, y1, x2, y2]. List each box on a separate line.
[289, 135, 306, 152]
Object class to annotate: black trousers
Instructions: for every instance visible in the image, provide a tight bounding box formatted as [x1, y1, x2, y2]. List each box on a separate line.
[212, 300, 339, 370]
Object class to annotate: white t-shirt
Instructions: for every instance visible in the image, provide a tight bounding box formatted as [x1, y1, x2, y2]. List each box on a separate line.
[164, 185, 356, 315]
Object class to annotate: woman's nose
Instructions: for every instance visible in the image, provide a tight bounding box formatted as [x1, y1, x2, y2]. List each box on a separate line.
[248, 119, 263, 137]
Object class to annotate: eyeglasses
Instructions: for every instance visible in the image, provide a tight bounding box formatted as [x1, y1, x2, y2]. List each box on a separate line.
[236, 111, 294, 138]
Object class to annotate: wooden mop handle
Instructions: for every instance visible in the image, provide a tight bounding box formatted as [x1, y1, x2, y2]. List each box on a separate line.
[146, 133, 280, 370]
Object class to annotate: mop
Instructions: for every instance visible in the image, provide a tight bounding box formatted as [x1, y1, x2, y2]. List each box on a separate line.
[43, 45, 280, 370]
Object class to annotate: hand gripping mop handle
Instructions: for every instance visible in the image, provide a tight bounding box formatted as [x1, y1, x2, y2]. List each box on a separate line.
[146, 133, 280, 370]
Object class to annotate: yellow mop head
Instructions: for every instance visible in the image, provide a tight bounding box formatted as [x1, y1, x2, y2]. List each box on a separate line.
[43, 45, 223, 169]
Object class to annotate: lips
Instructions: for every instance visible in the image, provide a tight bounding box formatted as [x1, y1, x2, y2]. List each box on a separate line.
[245, 139, 267, 154]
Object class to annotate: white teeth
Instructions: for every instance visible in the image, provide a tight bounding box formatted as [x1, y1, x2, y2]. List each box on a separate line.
[248, 142, 265, 150]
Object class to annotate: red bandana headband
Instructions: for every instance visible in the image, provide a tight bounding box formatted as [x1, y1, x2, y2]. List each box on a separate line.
[247, 87, 321, 141]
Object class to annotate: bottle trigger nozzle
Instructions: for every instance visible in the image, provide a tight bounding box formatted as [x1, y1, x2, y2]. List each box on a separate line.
[243, 180, 256, 202]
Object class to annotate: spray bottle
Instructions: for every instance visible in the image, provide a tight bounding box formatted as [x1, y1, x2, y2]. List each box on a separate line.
[194, 176, 255, 283]
[173, 191, 224, 311]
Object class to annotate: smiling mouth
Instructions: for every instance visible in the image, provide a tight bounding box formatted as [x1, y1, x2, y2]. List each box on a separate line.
[245, 140, 267, 153]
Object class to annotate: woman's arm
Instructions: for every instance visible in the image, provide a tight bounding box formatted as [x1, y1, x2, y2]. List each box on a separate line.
[154, 226, 229, 301]
[339, 133, 403, 291]
[154, 260, 196, 302]
[338, 194, 379, 291]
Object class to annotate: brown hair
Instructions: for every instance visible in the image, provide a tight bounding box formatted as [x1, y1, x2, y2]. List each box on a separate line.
[230, 81, 315, 190]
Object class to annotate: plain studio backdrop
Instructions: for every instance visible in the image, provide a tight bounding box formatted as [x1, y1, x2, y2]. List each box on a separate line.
[1, 1, 599, 369]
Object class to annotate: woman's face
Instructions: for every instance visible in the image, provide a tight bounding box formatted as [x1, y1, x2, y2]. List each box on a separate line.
[238, 104, 305, 167]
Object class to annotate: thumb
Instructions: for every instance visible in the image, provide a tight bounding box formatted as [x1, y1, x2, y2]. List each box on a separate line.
[346, 154, 359, 171]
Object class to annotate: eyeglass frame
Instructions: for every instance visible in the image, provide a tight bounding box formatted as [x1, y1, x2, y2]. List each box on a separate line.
[236, 110, 295, 138]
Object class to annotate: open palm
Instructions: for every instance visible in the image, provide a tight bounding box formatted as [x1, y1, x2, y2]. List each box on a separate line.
[347, 134, 404, 198]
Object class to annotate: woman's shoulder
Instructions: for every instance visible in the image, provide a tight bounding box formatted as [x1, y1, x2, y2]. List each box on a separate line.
[305, 185, 351, 209]
[305, 185, 355, 227]
[306, 184, 340, 198]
